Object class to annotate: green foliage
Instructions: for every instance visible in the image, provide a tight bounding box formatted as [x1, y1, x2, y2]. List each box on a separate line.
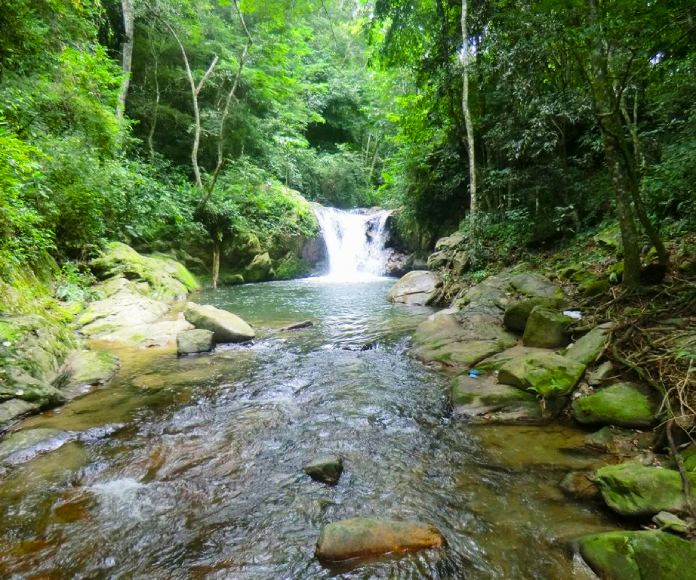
[54, 262, 98, 302]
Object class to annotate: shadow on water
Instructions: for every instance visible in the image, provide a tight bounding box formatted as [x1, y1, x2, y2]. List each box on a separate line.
[0, 278, 617, 578]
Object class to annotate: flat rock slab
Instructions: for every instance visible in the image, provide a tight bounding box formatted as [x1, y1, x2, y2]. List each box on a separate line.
[579, 530, 696, 579]
[184, 302, 255, 343]
[304, 455, 343, 485]
[0, 399, 40, 426]
[451, 374, 559, 424]
[498, 351, 586, 398]
[316, 518, 444, 563]
[387, 271, 442, 306]
[564, 324, 611, 366]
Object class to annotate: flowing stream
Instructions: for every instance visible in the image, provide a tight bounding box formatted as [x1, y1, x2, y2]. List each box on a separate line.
[0, 210, 618, 578]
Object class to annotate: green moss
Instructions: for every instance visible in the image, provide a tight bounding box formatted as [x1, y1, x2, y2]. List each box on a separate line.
[498, 351, 586, 398]
[572, 383, 657, 427]
[579, 531, 696, 579]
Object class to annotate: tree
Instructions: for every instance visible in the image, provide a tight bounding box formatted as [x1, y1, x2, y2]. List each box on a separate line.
[460, 0, 477, 223]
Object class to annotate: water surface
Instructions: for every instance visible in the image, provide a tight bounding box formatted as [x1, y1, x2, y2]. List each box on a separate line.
[0, 279, 616, 578]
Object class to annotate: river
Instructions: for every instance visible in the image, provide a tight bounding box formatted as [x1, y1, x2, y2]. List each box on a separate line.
[0, 277, 617, 578]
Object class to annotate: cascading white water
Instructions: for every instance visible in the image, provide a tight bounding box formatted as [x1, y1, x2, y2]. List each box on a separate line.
[314, 206, 391, 281]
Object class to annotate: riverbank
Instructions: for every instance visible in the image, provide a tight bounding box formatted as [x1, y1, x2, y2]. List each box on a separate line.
[386, 223, 696, 577]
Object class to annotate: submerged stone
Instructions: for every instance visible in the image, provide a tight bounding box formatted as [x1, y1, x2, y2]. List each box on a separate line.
[498, 352, 586, 398]
[304, 455, 343, 485]
[578, 530, 696, 580]
[595, 463, 696, 517]
[560, 471, 600, 500]
[315, 518, 444, 563]
[184, 302, 255, 343]
[583, 426, 654, 455]
[572, 383, 657, 428]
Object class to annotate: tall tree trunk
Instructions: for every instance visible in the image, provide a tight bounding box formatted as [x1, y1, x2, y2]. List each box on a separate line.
[586, 0, 642, 287]
[460, 0, 477, 223]
[116, 0, 134, 120]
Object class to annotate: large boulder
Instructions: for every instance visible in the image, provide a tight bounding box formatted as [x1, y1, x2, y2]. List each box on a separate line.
[384, 250, 414, 277]
[522, 306, 573, 348]
[61, 349, 120, 400]
[90, 242, 199, 301]
[387, 271, 442, 306]
[315, 518, 444, 563]
[177, 329, 215, 355]
[304, 455, 343, 485]
[451, 374, 560, 424]
[572, 382, 658, 428]
[0, 369, 65, 408]
[184, 302, 255, 343]
[498, 352, 586, 398]
[565, 324, 611, 365]
[595, 463, 696, 517]
[578, 530, 696, 579]
[244, 252, 275, 283]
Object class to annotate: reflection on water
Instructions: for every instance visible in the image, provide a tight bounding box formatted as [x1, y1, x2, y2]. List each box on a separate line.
[0, 279, 615, 578]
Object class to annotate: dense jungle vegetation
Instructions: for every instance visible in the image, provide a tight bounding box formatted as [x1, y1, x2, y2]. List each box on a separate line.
[0, 0, 694, 293]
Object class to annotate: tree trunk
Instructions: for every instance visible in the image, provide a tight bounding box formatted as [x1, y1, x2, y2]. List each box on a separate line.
[116, 0, 134, 120]
[460, 0, 477, 223]
[212, 238, 221, 289]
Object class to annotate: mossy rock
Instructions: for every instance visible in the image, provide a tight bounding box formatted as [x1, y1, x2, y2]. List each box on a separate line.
[498, 351, 586, 398]
[184, 302, 255, 343]
[572, 383, 657, 428]
[580, 278, 610, 297]
[220, 273, 245, 286]
[503, 297, 563, 333]
[0, 369, 65, 408]
[578, 530, 696, 580]
[509, 272, 564, 300]
[90, 242, 199, 301]
[304, 455, 343, 485]
[595, 463, 696, 517]
[522, 306, 573, 348]
[584, 426, 654, 455]
[243, 252, 275, 283]
[593, 224, 622, 252]
[564, 324, 611, 365]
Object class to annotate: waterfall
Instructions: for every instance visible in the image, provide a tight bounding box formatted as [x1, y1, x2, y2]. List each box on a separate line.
[314, 206, 391, 281]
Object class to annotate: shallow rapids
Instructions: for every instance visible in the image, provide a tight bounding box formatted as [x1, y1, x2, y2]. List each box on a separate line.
[0, 279, 616, 578]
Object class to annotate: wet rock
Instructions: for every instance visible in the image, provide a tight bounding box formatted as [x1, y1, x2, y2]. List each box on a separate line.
[177, 329, 215, 355]
[244, 252, 275, 283]
[384, 250, 414, 277]
[560, 471, 600, 500]
[387, 271, 442, 306]
[304, 455, 343, 485]
[509, 272, 564, 300]
[584, 426, 654, 455]
[0, 399, 40, 425]
[315, 518, 444, 563]
[414, 340, 509, 368]
[564, 324, 611, 365]
[595, 463, 696, 517]
[65, 350, 120, 389]
[451, 374, 558, 424]
[498, 352, 586, 398]
[504, 298, 564, 333]
[653, 511, 690, 534]
[184, 302, 255, 343]
[572, 383, 657, 428]
[0, 369, 65, 408]
[522, 306, 573, 348]
[0, 428, 66, 463]
[578, 530, 696, 579]
[280, 320, 314, 331]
